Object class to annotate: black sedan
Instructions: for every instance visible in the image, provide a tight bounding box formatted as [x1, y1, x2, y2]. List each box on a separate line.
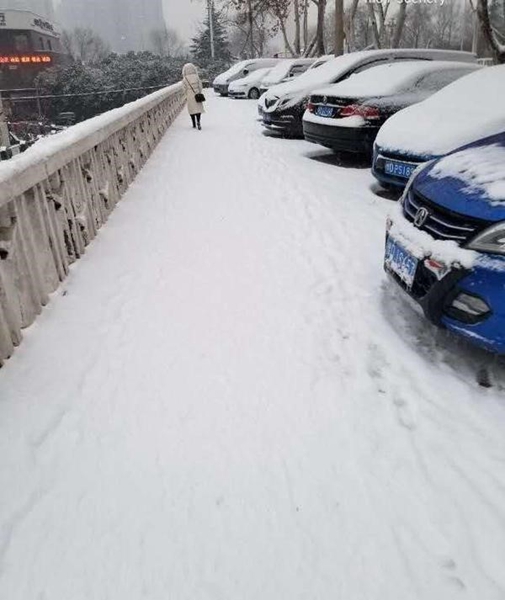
[302, 61, 479, 156]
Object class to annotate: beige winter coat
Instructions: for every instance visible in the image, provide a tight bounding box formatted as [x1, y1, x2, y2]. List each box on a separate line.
[182, 63, 205, 116]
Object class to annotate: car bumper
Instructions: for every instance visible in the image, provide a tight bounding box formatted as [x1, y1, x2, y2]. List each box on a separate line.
[303, 119, 378, 155]
[385, 228, 505, 354]
[213, 84, 229, 95]
[229, 90, 247, 98]
[260, 108, 303, 136]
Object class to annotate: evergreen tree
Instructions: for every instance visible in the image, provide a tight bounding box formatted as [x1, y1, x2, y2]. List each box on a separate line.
[191, 4, 232, 63]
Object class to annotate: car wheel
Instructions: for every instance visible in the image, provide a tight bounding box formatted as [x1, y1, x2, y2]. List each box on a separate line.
[248, 88, 260, 100]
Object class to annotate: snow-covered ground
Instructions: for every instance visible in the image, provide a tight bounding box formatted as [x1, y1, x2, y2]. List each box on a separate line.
[1, 96, 505, 599]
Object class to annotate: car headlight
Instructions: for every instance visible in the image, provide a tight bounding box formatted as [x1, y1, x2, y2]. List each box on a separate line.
[467, 221, 505, 255]
[279, 95, 295, 108]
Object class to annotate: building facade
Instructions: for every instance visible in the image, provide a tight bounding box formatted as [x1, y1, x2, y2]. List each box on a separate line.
[0, 8, 68, 123]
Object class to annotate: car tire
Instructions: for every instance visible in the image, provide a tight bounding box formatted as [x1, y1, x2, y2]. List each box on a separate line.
[248, 88, 260, 100]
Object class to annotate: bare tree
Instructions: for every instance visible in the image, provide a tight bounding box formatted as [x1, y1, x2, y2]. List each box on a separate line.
[150, 27, 185, 57]
[474, 0, 505, 62]
[334, 0, 345, 55]
[312, 0, 328, 54]
[63, 28, 110, 64]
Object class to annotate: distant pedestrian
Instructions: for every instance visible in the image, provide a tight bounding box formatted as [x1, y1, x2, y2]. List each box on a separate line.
[182, 63, 205, 130]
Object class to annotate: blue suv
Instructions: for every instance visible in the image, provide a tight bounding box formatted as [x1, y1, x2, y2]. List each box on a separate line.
[384, 131, 505, 354]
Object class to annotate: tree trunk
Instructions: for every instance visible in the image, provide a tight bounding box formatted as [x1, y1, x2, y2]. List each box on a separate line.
[280, 17, 296, 56]
[247, 0, 255, 57]
[344, 0, 360, 52]
[392, 0, 407, 47]
[314, 0, 327, 55]
[294, 0, 302, 55]
[367, 3, 382, 48]
[303, 32, 318, 56]
[303, 0, 309, 50]
[477, 0, 505, 63]
[334, 0, 345, 55]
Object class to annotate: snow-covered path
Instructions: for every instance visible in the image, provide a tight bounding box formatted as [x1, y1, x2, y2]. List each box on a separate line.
[1, 97, 505, 599]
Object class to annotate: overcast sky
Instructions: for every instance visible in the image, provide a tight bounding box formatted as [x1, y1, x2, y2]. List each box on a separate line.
[163, 0, 206, 42]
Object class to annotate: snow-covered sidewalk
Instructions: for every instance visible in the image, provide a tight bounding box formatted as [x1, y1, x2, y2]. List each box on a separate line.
[1, 96, 505, 599]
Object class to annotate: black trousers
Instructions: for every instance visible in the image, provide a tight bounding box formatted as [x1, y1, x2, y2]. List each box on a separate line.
[191, 113, 201, 127]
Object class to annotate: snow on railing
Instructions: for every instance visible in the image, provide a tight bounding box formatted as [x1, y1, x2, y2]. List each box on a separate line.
[0, 82, 186, 364]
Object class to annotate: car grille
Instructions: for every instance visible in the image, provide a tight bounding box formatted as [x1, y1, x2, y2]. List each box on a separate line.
[403, 190, 490, 245]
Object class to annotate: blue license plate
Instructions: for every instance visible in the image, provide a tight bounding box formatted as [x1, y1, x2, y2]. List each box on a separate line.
[385, 237, 418, 288]
[384, 160, 416, 179]
[316, 105, 333, 118]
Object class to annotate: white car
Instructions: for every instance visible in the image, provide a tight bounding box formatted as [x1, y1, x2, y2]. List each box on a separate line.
[372, 64, 505, 189]
[259, 58, 317, 95]
[213, 59, 280, 96]
[228, 68, 273, 100]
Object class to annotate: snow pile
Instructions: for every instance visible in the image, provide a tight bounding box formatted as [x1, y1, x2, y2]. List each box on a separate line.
[430, 143, 505, 204]
[312, 61, 479, 99]
[376, 65, 505, 156]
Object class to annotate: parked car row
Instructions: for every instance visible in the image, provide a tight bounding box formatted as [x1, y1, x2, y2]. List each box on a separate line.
[213, 53, 505, 355]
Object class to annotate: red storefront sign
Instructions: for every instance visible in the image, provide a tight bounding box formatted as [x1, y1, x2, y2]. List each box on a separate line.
[0, 55, 52, 65]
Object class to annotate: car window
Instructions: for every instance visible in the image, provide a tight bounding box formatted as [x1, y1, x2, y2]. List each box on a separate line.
[415, 69, 473, 92]
[332, 58, 390, 84]
[290, 65, 307, 76]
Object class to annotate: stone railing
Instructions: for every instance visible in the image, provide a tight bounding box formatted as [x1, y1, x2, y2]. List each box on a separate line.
[0, 82, 186, 364]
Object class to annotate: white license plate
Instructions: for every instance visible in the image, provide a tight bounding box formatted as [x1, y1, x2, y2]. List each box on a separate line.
[385, 236, 418, 288]
[316, 105, 333, 118]
[384, 160, 416, 179]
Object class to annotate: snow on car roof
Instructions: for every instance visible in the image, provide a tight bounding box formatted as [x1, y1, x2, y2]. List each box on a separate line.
[213, 59, 279, 84]
[430, 143, 505, 204]
[312, 61, 479, 99]
[262, 58, 315, 85]
[233, 67, 272, 85]
[261, 48, 476, 108]
[375, 64, 505, 157]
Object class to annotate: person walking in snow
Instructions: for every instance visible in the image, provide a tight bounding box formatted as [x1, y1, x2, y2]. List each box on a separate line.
[182, 63, 205, 130]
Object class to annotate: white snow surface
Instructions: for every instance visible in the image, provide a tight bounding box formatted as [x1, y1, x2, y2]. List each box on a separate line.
[312, 61, 479, 99]
[431, 143, 505, 203]
[2, 97, 505, 600]
[376, 65, 505, 156]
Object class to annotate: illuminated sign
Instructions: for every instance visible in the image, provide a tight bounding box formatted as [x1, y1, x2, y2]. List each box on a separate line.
[0, 55, 52, 65]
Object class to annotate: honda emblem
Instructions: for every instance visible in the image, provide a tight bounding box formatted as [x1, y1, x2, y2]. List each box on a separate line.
[414, 207, 429, 228]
